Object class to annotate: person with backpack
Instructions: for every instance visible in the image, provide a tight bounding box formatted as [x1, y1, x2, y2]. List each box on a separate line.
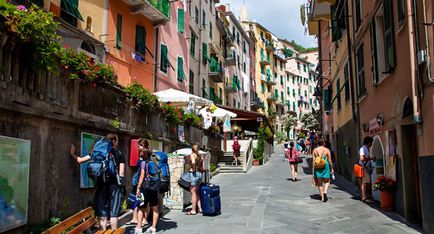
[312, 138, 334, 202]
[232, 136, 241, 165]
[128, 139, 152, 227]
[69, 133, 125, 231]
[185, 143, 203, 216]
[135, 139, 159, 234]
[286, 142, 301, 181]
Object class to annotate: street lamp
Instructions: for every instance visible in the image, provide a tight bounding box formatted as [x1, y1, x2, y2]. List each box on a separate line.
[313, 76, 333, 97]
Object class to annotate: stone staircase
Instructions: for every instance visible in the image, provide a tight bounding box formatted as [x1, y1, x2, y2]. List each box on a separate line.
[218, 151, 245, 174]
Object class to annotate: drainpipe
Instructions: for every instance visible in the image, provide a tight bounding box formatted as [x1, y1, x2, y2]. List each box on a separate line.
[154, 27, 159, 92]
[407, 0, 423, 124]
[317, 20, 324, 133]
[345, 0, 360, 145]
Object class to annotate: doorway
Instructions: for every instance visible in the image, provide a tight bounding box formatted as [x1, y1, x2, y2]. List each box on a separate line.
[370, 136, 385, 201]
[401, 125, 422, 224]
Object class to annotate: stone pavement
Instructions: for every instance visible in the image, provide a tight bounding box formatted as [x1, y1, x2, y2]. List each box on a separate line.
[124, 145, 422, 234]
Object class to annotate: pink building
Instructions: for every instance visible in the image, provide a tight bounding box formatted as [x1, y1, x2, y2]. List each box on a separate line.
[155, 1, 190, 92]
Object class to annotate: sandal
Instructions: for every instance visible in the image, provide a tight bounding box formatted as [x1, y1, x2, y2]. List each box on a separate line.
[185, 211, 197, 215]
[126, 221, 138, 225]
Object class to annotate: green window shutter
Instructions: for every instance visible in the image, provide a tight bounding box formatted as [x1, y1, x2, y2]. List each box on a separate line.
[324, 89, 332, 111]
[202, 43, 210, 63]
[135, 25, 146, 55]
[160, 44, 168, 73]
[209, 23, 212, 38]
[202, 10, 206, 27]
[383, 0, 395, 71]
[178, 8, 184, 33]
[287, 87, 289, 94]
[370, 22, 378, 85]
[243, 62, 246, 73]
[116, 14, 122, 49]
[190, 33, 196, 57]
[280, 76, 283, 85]
[261, 83, 264, 93]
[281, 92, 284, 102]
[177, 57, 185, 82]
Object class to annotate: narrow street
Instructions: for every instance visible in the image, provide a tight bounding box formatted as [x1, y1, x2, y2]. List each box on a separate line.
[124, 145, 421, 234]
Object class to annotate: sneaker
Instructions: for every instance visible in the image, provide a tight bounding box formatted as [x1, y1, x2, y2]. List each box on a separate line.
[145, 227, 157, 234]
[134, 227, 143, 234]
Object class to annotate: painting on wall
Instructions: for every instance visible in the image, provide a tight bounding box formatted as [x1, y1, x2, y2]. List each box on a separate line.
[80, 132, 104, 188]
[0, 135, 31, 233]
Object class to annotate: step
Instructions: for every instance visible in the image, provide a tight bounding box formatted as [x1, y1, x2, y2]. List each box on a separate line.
[218, 165, 243, 169]
[218, 169, 245, 174]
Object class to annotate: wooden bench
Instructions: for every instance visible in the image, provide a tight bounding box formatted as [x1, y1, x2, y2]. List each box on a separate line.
[42, 207, 124, 234]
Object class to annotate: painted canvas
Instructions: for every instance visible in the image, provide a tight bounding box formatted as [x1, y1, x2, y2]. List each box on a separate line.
[0, 135, 31, 232]
[80, 132, 103, 188]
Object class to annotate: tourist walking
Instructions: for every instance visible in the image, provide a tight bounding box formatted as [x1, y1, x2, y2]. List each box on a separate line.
[69, 133, 125, 231]
[358, 136, 375, 202]
[186, 143, 203, 215]
[135, 139, 160, 234]
[286, 142, 301, 181]
[312, 138, 334, 202]
[128, 139, 152, 227]
[232, 136, 241, 165]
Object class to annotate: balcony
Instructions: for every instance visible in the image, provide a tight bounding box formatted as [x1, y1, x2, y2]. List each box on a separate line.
[307, 0, 333, 35]
[209, 58, 223, 83]
[225, 30, 235, 47]
[265, 40, 274, 52]
[260, 74, 268, 82]
[125, 0, 170, 25]
[267, 93, 278, 102]
[225, 76, 239, 93]
[275, 98, 285, 107]
[225, 49, 236, 66]
[259, 55, 270, 66]
[250, 98, 261, 109]
[266, 76, 276, 85]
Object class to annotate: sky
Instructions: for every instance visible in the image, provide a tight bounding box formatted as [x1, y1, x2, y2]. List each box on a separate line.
[220, 0, 317, 48]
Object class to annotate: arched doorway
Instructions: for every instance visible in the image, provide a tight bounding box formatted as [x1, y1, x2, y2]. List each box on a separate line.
[371, 136, 385, 201]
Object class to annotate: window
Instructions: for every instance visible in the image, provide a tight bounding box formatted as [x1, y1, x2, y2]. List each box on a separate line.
[189, 70, 194, 94]
[287, 87, 290, 94]
[397, 0, 405, 27]
[298, 89, 301, 95]
[135, 25, 146, 57]
[86, 17, 92, 32]
[370, 22, 378, 85]
[280, 75, 283, 85]
[297, 62, 300, 70]
[202, 10, 206, 27]
[383, 0, 396, 72]
[202, 43, 208, 64]
[304, 90, 307, 97]
[209, 23, 212, 38]
[243, 41, 246, 53]
[116, 14, 122, 49]
[336, 78, 341, 111]
[281, 91, 284, 102]
[202, 79, 207, 97]
[190, 31, 196, 57]
[354, 0, 362, 30]
[236, 32, 240, 44]
[160, 44, 168, 73]
[195, 7, 199, 25]
[233, 98, 236, 107]
[303, 64, 306, 72]
[177, 57, 185, 82]
[357, 45, 366, 96]
[243, 62, 246, 73]
[178, 8, 184, 33]
[261, 83, 265, 93]
[344, 63, 350, 102]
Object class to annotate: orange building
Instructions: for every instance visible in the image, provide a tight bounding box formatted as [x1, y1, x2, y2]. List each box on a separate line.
[105, 0, 170, 90]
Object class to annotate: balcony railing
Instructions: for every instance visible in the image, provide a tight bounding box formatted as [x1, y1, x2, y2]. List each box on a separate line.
[225, 49, 236, 66]
[266, 76, 276, 85]
[209, 90, 222, 104]
[126, 0, 170, 25]
[209, 57, 223, 82]
[265, 40, 274, 52]
[259, 55, 270, 66]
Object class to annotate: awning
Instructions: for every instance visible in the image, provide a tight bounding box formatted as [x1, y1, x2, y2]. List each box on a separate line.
[154, 88, 213, 107]
[61, 0, 84, 21]
[199, 106, 237, 118]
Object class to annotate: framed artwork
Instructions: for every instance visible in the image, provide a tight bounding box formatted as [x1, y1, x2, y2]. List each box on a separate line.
[0, 135, 31, 232]
[80, 132, 103, 188]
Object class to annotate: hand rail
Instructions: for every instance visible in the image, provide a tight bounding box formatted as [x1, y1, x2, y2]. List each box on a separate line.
[242, 137, 253, 172]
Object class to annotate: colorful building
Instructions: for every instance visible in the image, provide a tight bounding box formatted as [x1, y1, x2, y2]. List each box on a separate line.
[105, 0, 170, 89]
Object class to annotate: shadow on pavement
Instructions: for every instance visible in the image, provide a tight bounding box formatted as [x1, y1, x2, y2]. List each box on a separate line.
[302, 157, 313, 175]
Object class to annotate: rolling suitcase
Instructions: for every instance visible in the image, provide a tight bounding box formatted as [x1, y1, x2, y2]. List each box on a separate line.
[200, 183, 221, 216]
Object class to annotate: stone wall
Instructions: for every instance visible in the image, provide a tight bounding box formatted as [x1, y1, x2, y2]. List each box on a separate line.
[0, 29, 223, 229]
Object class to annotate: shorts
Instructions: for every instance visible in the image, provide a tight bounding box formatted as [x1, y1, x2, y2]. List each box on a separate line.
[139, 189, 159, 208]
[190, 171, 202, 186]
[362, 171, 372, 184]
[95, 183, 122, 218]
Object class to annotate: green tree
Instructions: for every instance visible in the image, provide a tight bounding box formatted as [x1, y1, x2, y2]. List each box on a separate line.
[284, 114, 297, 133]
[300, 112, 320, 131]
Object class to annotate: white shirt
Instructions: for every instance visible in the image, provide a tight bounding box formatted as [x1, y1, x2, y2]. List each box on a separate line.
[358, 145, 370, 165]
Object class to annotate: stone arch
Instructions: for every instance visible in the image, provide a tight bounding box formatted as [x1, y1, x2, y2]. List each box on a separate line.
[370, 135, 385, 201]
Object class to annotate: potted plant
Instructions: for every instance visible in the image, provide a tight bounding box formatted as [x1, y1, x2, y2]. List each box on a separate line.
[373, 176, 396, 211]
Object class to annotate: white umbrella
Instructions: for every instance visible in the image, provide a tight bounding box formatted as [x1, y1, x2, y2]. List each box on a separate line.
[172, 148, 207, 155]
[199, 106, 237, 118]
[154, 88, 212, 107]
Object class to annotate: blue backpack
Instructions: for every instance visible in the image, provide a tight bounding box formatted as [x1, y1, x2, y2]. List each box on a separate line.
[154, 152, 170, 194]
[86, 137, 116, 183]
[141, 152, 170, 194]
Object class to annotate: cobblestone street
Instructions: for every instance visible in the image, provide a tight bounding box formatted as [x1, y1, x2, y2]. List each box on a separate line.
[123, 145, 422, 234]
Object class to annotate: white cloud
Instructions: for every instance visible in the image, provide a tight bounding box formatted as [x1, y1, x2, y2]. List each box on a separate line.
[220, 0, 317, 48]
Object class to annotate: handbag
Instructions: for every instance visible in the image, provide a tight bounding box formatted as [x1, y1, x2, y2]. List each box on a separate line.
[354, 164, 365, 178]
[295, 157, 303, 164]
[178, 172, 191, 190]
